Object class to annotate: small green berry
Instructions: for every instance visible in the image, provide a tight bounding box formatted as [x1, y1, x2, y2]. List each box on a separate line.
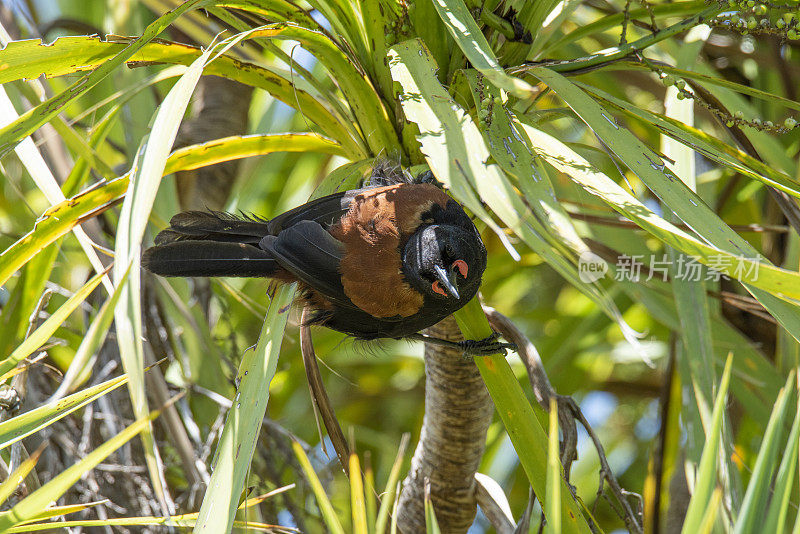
[747, 16, 757, 29]
[735, 110, 744, 119]
[676, 80, 686, 90]
[783, 13, 794, 24]
[789, 28, 799, 39]
[676, 92, 684, 100]
[661, 74, 676, 86]
[726, 120, 735, 127]
[755, 4, 767, 15]
[747, 0, 755, 7]
[752, 118, 762, 126]
[777, 18, 786, 28]
[764, 120, 774, 128]
[785, 117, 797, 128]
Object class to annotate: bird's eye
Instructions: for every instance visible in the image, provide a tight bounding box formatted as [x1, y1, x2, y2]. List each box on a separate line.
[444, 243, 455, 257]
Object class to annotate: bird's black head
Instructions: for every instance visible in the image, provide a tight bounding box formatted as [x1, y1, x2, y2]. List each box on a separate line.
[402, 224, 487, 304]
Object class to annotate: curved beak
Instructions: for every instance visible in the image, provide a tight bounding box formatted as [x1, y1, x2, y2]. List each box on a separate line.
[433, 264, 460, 299]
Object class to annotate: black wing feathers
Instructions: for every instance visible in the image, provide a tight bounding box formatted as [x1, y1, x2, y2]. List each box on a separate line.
[261, 221, 353, 309]
[265, 193, 350, 234]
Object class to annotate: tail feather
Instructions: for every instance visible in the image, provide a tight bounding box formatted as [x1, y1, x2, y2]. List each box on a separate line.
[154, 211, 271, 246]
[142, 240, 279, 278]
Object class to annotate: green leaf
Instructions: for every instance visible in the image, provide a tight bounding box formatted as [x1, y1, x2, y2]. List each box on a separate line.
[734, 371, 795, 534]
[762, 384, 800, 534]
[5, 517, 283, 532]
[0, 404, 162, 531]
[0, 131, 342, 288]
[538, 6, 723, 74]
[163, 133, 344, 175]
[460, 69, 638, 344]
[349, 454, 369, 534]
[389, 39, 519, 258]
[375, 436, 409, 534]
[193, 284, 294, 533]
[0, 239, 59, 358]
[424, 487, 441, 534]
[48, 266, 131, 400]
[114, 30, 246, 514]
[0, 373, 129, 450]
[613, 61, 800, 113]
[454, 298, 592, 534]
[0, 267, 108, 378]
[0, 31, 363, 158]
[529, 66, 800, 345]
[0, 87, 112, 294]
[243, 24, 399, 156]
[540, 1, 707, 56]
[681, 353, 733, 534]
[0, 446, 43, 506]
[544, 398, 561, 534]
[291, 440, 346, 534]
[0, 179, 127, 288]
[519, 120, 800, 325]
[580, 82, 800, 200]
[0, 0, 210, 158]
[696, 488, 723, 534]
[427, 0, 535, 98]
[192, 124, 369, 532]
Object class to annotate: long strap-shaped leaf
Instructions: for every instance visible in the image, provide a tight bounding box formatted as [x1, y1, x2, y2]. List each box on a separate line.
[0, 404, 163, 531]
[459, 69, 639, 345]
[528, 67, 800, 341]
[0, 34, 362, 157]
[0, 0, 209, 158]
[580, 82, 800, 199]
[388, 41, 519, 259]
[0, 268, 107, 378]
[192, 157, 367, 533]
[0, 132, 340, 288]
[113, 28, 263, 516]
[680, 354, 733, 534]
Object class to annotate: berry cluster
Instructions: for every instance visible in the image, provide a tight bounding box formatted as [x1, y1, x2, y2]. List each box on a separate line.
[712, 1, 800, 38]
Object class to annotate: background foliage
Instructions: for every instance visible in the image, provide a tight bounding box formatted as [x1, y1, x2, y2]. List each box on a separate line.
[0, 0, 799, 532]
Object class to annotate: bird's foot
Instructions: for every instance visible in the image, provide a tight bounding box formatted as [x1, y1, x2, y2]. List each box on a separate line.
[457, 332, 517, 357]
[407, 332, 516, 356]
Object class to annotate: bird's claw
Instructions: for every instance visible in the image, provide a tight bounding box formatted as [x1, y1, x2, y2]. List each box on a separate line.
[458, 332, 517, 357]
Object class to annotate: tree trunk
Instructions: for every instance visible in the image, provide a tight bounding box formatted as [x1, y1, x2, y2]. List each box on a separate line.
[396, 316, 494, 533]
[174, 75, 253, 211]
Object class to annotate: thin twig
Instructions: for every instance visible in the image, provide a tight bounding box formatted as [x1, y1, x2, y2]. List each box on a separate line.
[483, 306, 644, 534]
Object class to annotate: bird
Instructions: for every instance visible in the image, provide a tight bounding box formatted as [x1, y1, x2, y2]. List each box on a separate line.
[142, 163, 514, 355]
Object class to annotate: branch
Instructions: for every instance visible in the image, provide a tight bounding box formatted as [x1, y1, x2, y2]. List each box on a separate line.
[396, 316, 494, 533]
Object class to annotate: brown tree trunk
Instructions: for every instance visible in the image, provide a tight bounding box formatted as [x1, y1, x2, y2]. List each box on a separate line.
[396, 316, 494, 533]
[174, 75, 253, 211]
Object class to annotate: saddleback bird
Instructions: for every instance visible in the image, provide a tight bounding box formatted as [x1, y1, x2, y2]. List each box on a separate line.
[142, 164, 513, 355]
